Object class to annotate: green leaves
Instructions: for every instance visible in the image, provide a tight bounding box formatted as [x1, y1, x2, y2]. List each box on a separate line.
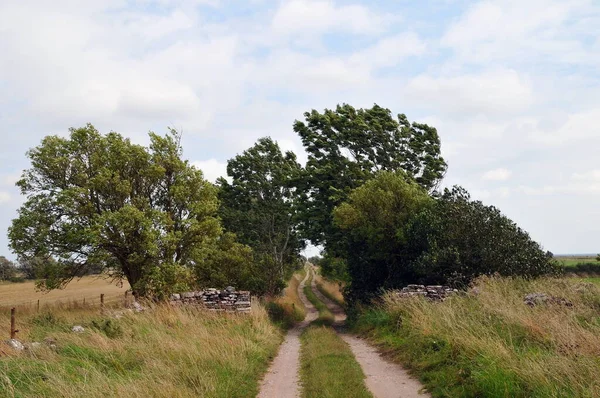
[294, 104, 447, 252]
[9, 124, 222, 297]
[218, 137, 304, 295]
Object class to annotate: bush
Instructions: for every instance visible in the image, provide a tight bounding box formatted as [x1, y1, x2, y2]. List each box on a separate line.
[334, 173, 560, 303]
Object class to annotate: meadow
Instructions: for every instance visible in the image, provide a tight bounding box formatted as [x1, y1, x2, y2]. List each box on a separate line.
[0, 276, 130, 309]
[352, 276, 600, 397]
[0, 301, 281, 398]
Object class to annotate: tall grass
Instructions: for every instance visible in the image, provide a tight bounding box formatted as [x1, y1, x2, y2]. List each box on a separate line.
[314, 271, 345, 307]
[0, 302, 282, 397]
[266, 268, 307, 329]
[352, 276, 600, 397]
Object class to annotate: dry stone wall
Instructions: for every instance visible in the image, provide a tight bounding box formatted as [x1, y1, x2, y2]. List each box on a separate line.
[395, 284, 458, 301]
[169, 286, 251, 312]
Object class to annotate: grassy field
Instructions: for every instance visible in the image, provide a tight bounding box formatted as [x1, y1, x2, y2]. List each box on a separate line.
[0, 276, 130, 309]
[352, 276, 600, 397]
[556, 255, 597, 267]
[300, 326, 372, 398]
[0, 302, 281, 398]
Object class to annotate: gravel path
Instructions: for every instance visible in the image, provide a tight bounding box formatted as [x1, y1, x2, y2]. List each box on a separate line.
[311, 270, 430, 398]
[257, 271, 317, 398]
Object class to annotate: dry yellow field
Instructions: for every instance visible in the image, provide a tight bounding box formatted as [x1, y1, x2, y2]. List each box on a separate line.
[0, 276, 130, 309]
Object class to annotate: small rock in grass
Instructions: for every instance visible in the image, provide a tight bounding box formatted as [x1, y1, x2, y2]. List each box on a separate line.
[71, 325, 85, 333]
[7, 339, 24, 350]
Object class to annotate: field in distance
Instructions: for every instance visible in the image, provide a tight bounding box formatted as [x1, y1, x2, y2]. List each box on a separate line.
[0, 276, 130, 308]
[555, 255, 598, 267]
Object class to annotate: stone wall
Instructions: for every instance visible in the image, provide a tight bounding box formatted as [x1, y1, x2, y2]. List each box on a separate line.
[394, 284, 458, 301]
[169, 286, 251, 312]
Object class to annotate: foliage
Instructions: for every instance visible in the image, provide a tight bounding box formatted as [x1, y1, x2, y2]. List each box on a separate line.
[218, 137, 305, 295]
[404, 187, 561, 287]
[294, 103, 447, 253]
[193, 232, 262, 293]
[0, 256, 17, 281]
[333, 172, 434, 302]
[351, 276, 600, 397]
[319, 255, 350, 282]
[334, 173, 559, 302]
[9, 124, 221, 298]
[266, 268, 307, 329]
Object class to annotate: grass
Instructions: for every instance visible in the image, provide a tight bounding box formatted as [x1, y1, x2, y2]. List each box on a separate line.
[314, 271, 345, 308]
[266, 268, 307, 329]
[556, 256, 597, 268]
[303, 269, 334, 326]
[0, 276, 130, 309]
[0, 302, 282, 397]
[351, 276, 600, 398]
[299, 326, 373, 398]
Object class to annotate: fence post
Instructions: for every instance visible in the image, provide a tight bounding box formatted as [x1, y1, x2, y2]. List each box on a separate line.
[37, 299, 40, 312]
[83, 297, 86, 306]
[10, 308, 18, 339]
[100, 293, 105, 308]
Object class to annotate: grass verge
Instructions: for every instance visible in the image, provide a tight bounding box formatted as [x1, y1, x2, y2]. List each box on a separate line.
[303, 269, 334, 326]
[266, 269, 307, 329]
[0, 303, 282, 397]
[314, 272, 345, 308]
[299, 326, 372, 398]
[351, 276, 600, 398]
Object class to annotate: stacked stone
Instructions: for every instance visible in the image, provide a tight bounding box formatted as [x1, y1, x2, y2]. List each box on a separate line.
[169, 286, 251, 312]
[396, 284, 458, 301]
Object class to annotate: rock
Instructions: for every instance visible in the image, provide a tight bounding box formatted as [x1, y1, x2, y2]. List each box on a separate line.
[524, 293, 573, 307]
[71, 325, 85, 333]
[170, 293, 181, 300]
[225, 286, 236, 293]
[7, 339, 24, 350]
[132, 301, 145, 312]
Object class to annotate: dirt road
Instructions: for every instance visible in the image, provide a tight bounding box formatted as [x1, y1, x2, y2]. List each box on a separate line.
[258, 267, 428, 398]
[257, 271, 317, 398]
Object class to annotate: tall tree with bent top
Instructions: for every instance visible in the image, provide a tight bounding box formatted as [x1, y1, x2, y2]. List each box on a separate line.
[294, 103, 447, 254]
[9, 124, 221, 297]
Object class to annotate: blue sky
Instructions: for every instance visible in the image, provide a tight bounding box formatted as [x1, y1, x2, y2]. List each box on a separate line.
[1, 0, 599, 258]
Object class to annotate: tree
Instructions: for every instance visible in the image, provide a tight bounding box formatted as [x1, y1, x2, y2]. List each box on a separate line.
[218, 137, 305, 295]
[334, 175, 560, 302]
[0, 256, 17, 281]
[294, 104, 447, 254]
[333, 171, 433, 301]
[404, 187, 561, 287]
[9, 124, 221, 297]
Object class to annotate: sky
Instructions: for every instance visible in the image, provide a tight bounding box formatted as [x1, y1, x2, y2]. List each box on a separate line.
[0, 0, 599, 259]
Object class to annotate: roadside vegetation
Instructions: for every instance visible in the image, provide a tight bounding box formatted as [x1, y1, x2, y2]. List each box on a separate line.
[352, 276, 600, 398]
[266, 268, 307, 329]
[0, 303, 281, 398]
[300, 326, 372, 398]
[314, 271, 345, 308]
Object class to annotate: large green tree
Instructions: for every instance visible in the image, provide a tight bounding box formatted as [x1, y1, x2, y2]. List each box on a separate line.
[0, 256, 17, 281]
[294, 104, 447, 254]
[9, 124, 221, 297]
[218, 137, 304, 294]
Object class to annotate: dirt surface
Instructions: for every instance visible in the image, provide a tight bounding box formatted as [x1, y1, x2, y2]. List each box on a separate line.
[257, 271, 317, 398]
[311, 269, 430, 398]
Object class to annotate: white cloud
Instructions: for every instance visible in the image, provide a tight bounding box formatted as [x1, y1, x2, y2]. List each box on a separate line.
[271, 0, 395, 37]
[572, 170, 600, 182]
[482, 168, 511, 181]
[192, 159, 227, 183]
[406, 69, 533, 115]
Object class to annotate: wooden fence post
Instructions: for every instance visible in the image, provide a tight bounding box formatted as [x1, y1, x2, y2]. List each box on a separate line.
[100, 294, 105, 308]
[10, 308, 18, 339]
[37, 299, 40, 312]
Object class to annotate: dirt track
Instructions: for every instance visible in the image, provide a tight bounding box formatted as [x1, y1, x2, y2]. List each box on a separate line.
[258, 267, 428, 398]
